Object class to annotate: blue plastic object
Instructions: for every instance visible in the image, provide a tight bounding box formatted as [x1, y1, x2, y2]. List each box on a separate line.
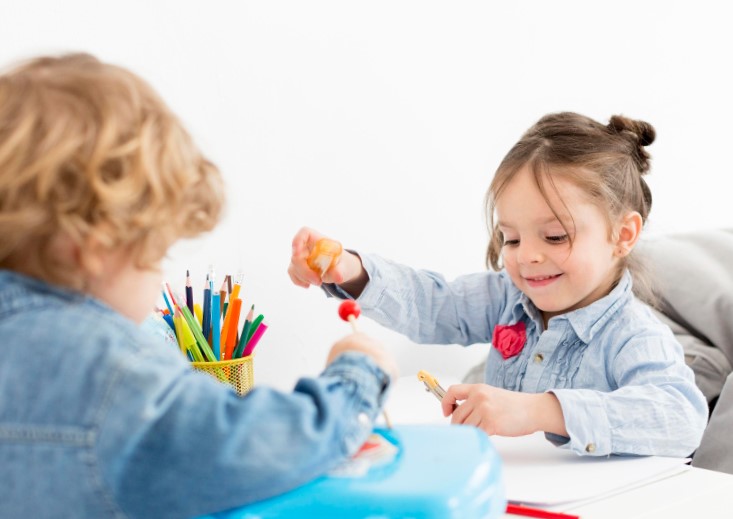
[204, 424, 505, 519]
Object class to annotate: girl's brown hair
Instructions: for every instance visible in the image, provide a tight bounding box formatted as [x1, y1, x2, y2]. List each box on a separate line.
[0, 53, 225, 288]
[485, 112, 655, 300]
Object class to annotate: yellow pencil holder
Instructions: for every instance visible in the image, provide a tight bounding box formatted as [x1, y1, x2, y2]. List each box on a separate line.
[192, 354, 254, 396]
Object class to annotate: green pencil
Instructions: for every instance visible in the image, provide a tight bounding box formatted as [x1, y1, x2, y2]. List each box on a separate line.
[245, 314, 265, 347]
[233, 305, 255, 359]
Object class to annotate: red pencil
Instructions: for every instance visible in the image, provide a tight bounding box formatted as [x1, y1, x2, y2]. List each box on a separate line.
[506, 504, 580, 519]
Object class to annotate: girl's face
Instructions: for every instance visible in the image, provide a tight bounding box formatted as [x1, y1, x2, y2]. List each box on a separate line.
[496, 166, 622, 326]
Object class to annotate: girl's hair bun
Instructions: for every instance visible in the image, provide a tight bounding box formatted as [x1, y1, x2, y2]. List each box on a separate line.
[608, 115, 655, 172]
[608, 115, 656, 147]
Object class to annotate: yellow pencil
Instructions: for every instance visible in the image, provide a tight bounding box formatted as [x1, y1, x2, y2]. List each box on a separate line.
[179, 313, 203, 362]
[193, 303, 203, 327]
[173, 309, 186, 357]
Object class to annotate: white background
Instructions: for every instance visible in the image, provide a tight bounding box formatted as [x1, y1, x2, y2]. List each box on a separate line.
[2, 1, 732, 390]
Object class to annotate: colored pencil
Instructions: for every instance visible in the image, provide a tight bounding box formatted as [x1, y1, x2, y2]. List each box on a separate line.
[231, 271, 243, 301]
[178, 309, 203, 362]
[223, 298, 242, 361]
[173, 308, 186, 357]
[201, 280, 211, 345]
[193, 303, 203, 327]
[233, 304, 254, 359]
[219, 277, 227, 315]
[161, 312, 176, 333]
[245, 313, 264, 346]
[174, 290, 216, 362]
[505, 504, 579, 519]
[211, 293, 221, 360]
[185, 269, 194, 314]
[161, 287, 174, 315]
[242, 322, 267, 357]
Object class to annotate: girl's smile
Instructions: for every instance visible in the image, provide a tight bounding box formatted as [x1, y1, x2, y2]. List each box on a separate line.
[523, 273, 563, 288]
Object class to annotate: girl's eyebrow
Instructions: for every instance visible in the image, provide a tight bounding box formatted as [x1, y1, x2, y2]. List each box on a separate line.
[497, 215, 565, 227]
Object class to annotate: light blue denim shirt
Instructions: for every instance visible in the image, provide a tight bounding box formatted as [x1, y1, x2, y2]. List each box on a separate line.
[0, 270, 391, 518]
[326, 253, 708, 458]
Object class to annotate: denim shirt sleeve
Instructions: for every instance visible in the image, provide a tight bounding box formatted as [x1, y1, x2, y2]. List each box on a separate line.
[96, 343, 391, 518]
[550, 331, 708, 457]
[324, 252, 515, 346]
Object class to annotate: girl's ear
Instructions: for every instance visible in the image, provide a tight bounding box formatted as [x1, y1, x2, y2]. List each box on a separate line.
[613, 211, 643, 258]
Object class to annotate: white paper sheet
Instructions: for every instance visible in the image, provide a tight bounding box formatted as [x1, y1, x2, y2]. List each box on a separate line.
[491, 432, 689, 507]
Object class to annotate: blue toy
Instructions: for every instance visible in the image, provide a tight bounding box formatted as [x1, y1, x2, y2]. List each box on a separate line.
[203, 424, 505, 519]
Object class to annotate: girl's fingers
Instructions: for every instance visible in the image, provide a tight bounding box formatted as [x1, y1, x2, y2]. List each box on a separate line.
[288, 264, 321, 288]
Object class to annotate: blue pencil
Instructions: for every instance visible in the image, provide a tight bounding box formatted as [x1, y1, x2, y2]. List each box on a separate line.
[161, 312, 176, 333]
[161, 289, 174, 315]
[211, 293, 221, 360]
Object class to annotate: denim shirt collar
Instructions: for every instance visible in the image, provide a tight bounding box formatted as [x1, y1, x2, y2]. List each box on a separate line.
[513, 270, 634, 344]
[0, 270, 88, 313]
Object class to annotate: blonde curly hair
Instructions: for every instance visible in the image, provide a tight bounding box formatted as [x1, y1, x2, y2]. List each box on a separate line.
[0, 53, 224, 289]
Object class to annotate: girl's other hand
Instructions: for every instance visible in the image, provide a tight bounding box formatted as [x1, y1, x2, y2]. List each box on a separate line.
[288, 227, 331, 288]
[288, 226, 362, 288]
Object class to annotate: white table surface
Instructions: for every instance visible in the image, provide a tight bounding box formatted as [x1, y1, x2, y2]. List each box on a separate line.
[384, 374, 733, 519]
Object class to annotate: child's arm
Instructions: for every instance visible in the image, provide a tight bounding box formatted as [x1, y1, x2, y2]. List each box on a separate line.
[548, 337, 708, 457]
[441, 384, 568, 438]
[289, 227, 516, 346]
[97, 332, 396, 518]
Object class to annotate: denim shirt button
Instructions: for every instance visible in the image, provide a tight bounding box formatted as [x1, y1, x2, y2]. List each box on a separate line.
[533, 353, 544, 364]
[585, 442, 596, 453]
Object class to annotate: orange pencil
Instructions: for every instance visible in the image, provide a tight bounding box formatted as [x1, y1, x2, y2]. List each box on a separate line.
[219, 299, 242, 360]
[223, 298, 242, 361]
[231, 271, 243, 301]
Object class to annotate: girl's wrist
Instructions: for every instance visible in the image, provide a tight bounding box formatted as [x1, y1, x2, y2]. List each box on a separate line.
[338, 252, 369, 298]
[532, 392, 568, 437]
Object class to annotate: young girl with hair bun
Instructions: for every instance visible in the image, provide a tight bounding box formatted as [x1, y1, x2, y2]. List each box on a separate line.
[289, 112, 708, 458]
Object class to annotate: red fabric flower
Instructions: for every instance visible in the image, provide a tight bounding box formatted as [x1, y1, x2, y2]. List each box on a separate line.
[492, 322, 527, 360]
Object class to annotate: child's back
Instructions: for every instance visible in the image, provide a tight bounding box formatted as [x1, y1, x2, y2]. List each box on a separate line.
[0, 53, 396, 518]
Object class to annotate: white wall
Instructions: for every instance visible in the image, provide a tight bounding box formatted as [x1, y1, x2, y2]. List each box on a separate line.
[2, 1, 732, 390]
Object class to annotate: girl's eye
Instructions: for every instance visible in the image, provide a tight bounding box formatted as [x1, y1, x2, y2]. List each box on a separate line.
[546, 234, 568, 243]
[502, 239, 519, 247]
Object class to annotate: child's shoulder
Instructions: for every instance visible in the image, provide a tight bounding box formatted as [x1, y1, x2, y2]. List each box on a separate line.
[609, 296, 679, 347]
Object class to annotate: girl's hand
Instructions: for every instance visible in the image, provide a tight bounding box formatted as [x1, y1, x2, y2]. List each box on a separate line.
[288, 226, 365, 290]
[442, 384, 567, 438]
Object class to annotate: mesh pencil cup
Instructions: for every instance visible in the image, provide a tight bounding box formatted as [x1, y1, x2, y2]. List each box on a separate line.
[192, 354, 254, 396]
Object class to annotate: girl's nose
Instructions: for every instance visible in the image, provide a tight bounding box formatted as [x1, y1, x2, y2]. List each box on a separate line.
[517, 240, 544, 264]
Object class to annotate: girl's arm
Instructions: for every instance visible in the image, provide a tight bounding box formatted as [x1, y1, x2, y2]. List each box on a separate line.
[550, 335, 708, 457]
[328, 253, 518, 347]
[288, 226, 518, 346]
